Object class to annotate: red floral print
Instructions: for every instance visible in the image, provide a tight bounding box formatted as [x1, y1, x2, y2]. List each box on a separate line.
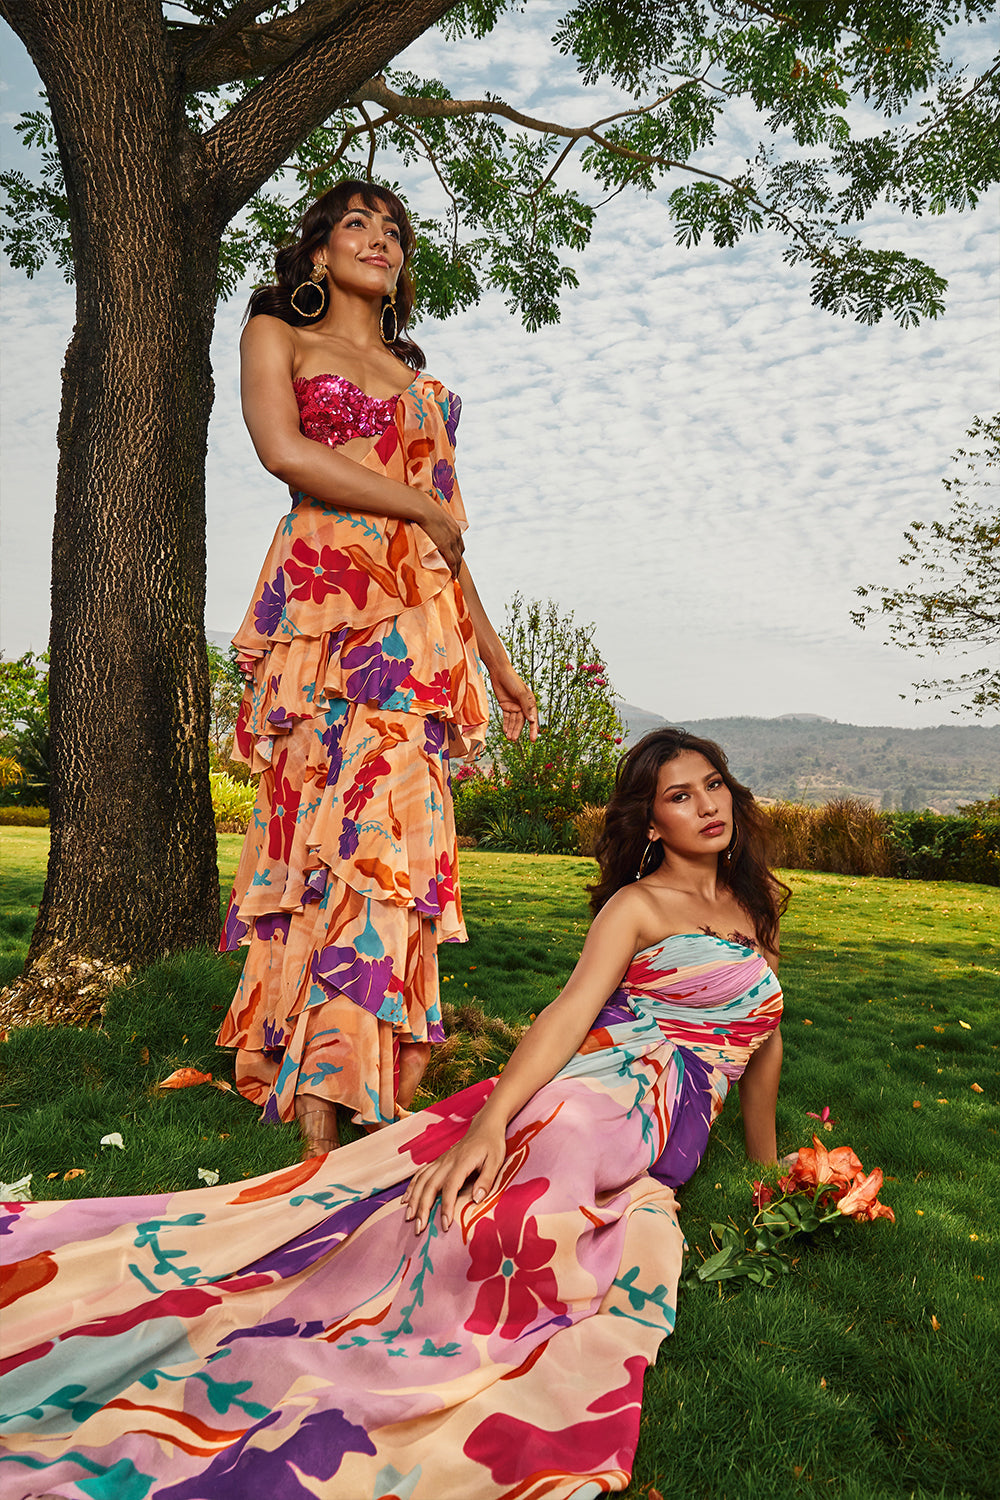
[465, 1178, 564, 1339]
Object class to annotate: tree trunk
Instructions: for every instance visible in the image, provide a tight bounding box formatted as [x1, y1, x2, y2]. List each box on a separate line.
[1, 1, 221, 1025]
[0, 0, 461, 1028]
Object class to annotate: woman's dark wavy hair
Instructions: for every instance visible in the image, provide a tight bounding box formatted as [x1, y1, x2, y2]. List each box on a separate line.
[588, 727, 790, 951]
[246, 179, 425, 369]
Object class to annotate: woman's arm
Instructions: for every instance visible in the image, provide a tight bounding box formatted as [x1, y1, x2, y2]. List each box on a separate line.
[240, 316, 464, 576]
[737, 1025, 782, 1163]
[457, 563, 539, 742]
[402, 893, 646, 1232]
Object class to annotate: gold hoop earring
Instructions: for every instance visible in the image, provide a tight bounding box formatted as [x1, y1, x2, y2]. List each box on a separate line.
[290, 262, 327, 319]
[635, 839, 656, 880]
[380, 288, 398, 345]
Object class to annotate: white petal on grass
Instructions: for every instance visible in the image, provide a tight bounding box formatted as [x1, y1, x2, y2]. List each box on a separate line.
[1, 1174, 34, 1200]
[197, 1168, 220, 1186]
[100, 1132, 125, 1150]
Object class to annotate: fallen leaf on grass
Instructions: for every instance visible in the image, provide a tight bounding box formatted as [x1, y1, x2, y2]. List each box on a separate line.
[197, 1168, 220, 1186]
[210, 1079, 233, 1093]
[930, 1315, 941, 1332]
[155, 1068, 213, 1091]
[912, 1101, 922, 1109]
[959, 1021, 972, 1030]
[936, 1098, 948, 1105]
[139, 1046, 149, 1064]
[63, 1169, 86, 1181]
[933, 1026, 946, 1033]
[971, 1083, 984, 1094]
[100, 1132, 124, 1150]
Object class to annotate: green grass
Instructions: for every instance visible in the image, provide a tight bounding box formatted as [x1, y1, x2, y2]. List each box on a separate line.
[2, 830, 998, 1498]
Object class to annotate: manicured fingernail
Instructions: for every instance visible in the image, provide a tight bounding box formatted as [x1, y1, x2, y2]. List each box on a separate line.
[473, 1189, 485, 1202]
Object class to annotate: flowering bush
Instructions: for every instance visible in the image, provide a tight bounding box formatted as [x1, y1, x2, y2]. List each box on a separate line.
[684, 1135, 894, 1290]
[485, 595, 623, 843]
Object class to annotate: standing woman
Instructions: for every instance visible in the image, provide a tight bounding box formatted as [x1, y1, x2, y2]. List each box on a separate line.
[217, 180, 536, 1155]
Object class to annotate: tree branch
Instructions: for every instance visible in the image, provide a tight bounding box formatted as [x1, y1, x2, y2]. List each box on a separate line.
[347, 75, 828, 261]
[171, 0, 359, 89]
[203, 0, 455, 224]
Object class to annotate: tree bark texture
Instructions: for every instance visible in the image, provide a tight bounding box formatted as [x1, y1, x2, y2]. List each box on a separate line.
[0, 0, 462, 1023]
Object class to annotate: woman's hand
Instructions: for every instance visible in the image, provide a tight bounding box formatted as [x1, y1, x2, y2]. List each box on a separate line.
[402, 1118, 507, 1234]
[490, 662, 539, 742]
[414, 495, 465, 578]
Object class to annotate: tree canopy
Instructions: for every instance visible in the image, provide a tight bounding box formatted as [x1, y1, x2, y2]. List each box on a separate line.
[4, 0, 998, 330]
[853, 413, 1000, 717]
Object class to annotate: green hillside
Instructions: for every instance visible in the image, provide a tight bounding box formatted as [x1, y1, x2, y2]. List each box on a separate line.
[616, 706, 1000, 813]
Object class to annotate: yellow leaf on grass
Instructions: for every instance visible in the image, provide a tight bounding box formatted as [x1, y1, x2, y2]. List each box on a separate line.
[959, 1021, 972, 1030]
[63, 1169, 86, 1181]
[971, 1083, 984, 1094]
[930, 1315, 941, 1332]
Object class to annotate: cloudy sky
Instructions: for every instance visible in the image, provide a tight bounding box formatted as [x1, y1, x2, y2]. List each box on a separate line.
[2, 5, 998, 730]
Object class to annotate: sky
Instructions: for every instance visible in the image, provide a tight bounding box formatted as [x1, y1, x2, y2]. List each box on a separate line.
[2, 4, 998, 731]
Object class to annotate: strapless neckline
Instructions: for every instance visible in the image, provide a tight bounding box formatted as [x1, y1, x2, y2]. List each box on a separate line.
[292, 370, 421, 404]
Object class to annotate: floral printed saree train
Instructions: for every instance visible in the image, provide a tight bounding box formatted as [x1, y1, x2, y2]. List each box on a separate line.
[1, 933, 781, 1498]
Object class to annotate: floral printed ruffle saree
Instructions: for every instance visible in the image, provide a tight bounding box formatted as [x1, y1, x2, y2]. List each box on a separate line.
[217, 377, 489, 1126]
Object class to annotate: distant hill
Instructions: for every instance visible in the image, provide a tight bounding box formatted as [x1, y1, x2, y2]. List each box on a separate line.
[614, 703, 1000, 814]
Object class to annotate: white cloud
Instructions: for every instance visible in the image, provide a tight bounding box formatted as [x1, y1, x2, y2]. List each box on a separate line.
[2, 8, 998, 731]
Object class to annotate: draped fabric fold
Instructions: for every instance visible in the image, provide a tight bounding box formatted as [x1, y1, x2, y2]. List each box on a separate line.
[1, 934, 783, 1500]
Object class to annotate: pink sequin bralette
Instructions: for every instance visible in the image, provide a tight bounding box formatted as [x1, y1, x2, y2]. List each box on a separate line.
[292, 371, 409, 448]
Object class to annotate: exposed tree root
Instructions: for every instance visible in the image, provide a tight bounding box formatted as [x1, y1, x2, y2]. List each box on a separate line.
[0, 947, 131, 1035]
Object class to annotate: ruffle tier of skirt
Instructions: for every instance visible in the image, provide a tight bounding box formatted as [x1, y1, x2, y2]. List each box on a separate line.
[219, 695, 465, 1127]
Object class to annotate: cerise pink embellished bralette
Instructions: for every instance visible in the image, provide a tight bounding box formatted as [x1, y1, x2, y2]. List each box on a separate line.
[292, 372, 410, 449]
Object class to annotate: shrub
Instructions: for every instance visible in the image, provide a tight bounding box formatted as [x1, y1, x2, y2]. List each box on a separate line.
[884, 812, 1000, 885]
[486, 596, 624, 831]
[812, 797, 892, 877]
[452, 768, 515, 839]
[478, 811, 561, 854]
[762, 801, 815, 870]
[210, 771, 257, 834]
[759, 800, 998, 885]
[573, 804, 605, 858]
[0, 806, 49, 827]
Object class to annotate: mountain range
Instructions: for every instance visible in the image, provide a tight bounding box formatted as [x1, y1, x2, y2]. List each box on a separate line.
[615, 704, 1000, 814]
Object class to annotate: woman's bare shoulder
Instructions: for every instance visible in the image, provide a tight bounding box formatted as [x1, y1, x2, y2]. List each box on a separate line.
[599, 881, 686, 949]
[240, 314, 297, 359]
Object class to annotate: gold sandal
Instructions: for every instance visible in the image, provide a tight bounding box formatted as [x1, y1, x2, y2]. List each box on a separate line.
[296, 1106, 339, 1160]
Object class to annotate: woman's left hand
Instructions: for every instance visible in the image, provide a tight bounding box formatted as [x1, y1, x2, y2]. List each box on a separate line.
[490, 664, 538, 742]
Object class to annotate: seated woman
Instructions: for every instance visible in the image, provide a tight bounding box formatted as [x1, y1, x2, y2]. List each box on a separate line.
[0, 728, 788, 1500]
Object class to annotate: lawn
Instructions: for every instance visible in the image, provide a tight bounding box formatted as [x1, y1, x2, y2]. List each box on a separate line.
[1, 829, 998, 1498]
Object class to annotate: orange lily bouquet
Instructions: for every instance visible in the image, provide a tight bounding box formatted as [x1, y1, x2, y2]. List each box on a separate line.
[684, 1135, 894, 1290]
